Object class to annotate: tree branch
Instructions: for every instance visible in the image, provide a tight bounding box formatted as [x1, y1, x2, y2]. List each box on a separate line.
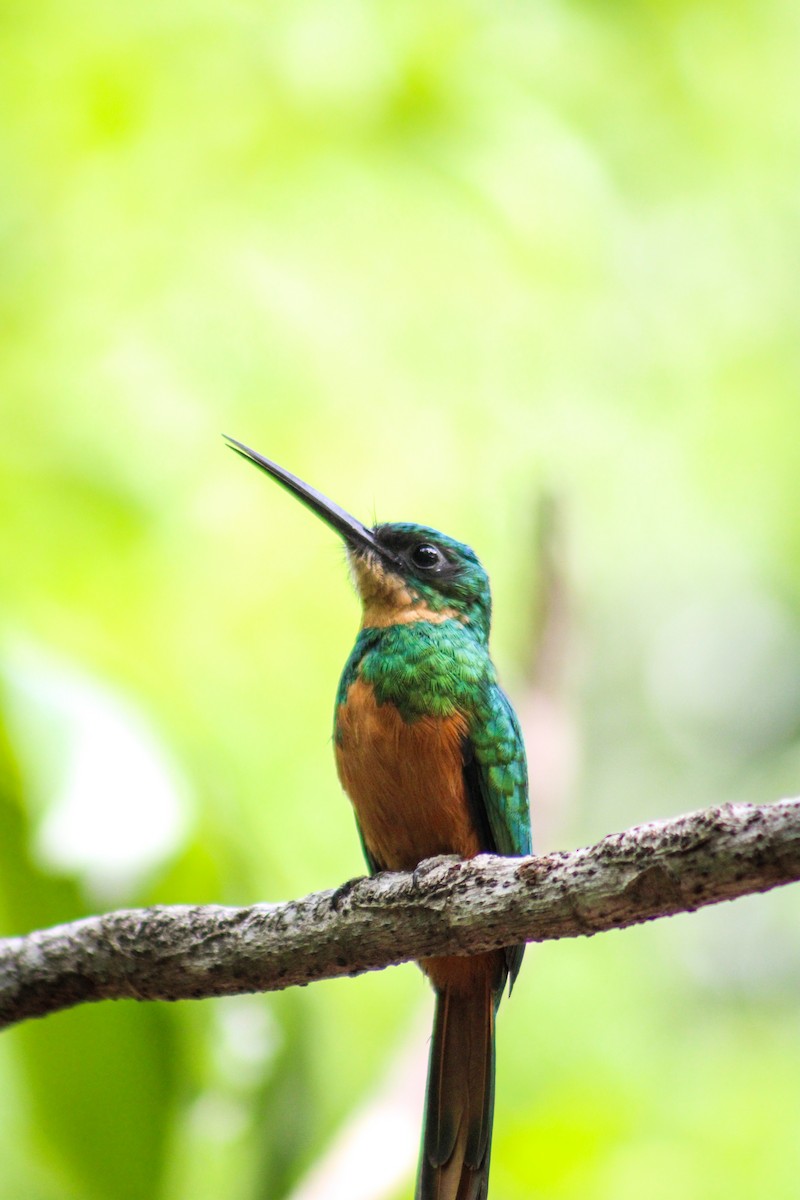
[2, 798, 799, 1031]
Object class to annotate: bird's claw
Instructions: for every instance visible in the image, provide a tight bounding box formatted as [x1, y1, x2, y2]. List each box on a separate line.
[412, 854, 461, 890]
[330, 876, 362, 912]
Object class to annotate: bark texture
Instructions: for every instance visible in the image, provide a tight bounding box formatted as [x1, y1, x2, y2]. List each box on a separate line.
[2, 798, 799, 1031]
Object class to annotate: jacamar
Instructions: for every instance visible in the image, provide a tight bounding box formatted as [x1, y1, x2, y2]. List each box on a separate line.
[226, 436, 531, 1200]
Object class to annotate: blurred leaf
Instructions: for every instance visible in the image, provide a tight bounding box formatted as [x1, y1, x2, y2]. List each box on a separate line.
[0, 709, 181, 1200]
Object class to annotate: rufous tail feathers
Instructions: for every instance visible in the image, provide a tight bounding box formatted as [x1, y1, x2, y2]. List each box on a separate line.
[416, 973, 496, 1200]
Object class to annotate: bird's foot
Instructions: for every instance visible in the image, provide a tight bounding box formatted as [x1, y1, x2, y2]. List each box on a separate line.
[411, 854, 462, 891]
[329, 876, 363, 912]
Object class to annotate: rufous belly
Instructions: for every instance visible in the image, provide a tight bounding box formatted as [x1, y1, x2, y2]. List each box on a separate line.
[335, 676, 481, 873]
[336, 676, 505, 995]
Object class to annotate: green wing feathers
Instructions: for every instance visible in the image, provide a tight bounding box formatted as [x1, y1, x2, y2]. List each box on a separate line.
[466, 683, 530, 993]
[468, 685, 530, 860]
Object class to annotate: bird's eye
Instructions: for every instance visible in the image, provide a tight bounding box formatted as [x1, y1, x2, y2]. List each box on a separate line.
[410, 543, 442, 569]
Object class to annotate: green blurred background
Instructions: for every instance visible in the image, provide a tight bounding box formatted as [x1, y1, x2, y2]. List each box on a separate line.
[2, 1, 800, 1197]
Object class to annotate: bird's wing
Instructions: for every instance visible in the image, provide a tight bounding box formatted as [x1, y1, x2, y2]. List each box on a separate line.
[466, 685, 530, 858]
[354, 817, 382, 875]
[463, 683, 531, 991]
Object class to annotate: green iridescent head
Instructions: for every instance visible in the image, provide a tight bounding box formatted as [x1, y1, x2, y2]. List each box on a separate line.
[361, 522, 491, 637]
[224, 437, 492, 641]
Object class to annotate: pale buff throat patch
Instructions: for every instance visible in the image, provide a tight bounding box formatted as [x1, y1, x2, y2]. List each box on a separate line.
[348, 551, 463, 628]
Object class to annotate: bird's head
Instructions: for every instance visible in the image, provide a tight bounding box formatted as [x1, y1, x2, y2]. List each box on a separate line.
[225, 438, 492, 641]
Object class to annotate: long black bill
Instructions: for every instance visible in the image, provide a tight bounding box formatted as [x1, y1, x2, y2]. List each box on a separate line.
[224, 435, 387, 560]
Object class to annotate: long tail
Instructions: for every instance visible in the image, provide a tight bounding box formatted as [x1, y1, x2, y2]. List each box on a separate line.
[416, 966, 497, 1200]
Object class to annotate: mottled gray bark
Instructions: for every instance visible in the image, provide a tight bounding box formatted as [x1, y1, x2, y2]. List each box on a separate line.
[1, 798, 799, 1031]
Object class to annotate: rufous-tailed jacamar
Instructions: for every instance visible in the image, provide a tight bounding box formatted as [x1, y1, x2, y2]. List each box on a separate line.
[226, 436, 531, 1200]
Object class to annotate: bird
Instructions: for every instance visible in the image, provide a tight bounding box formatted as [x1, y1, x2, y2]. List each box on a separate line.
[225, 435, 531, 1200]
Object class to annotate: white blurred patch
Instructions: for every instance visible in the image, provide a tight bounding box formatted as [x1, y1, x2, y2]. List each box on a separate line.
[287, 1012, 427, 1200]
[212, 996, 281, 1090]
[5, 643, 190, 902]
[187, 1093, 251, 1147]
